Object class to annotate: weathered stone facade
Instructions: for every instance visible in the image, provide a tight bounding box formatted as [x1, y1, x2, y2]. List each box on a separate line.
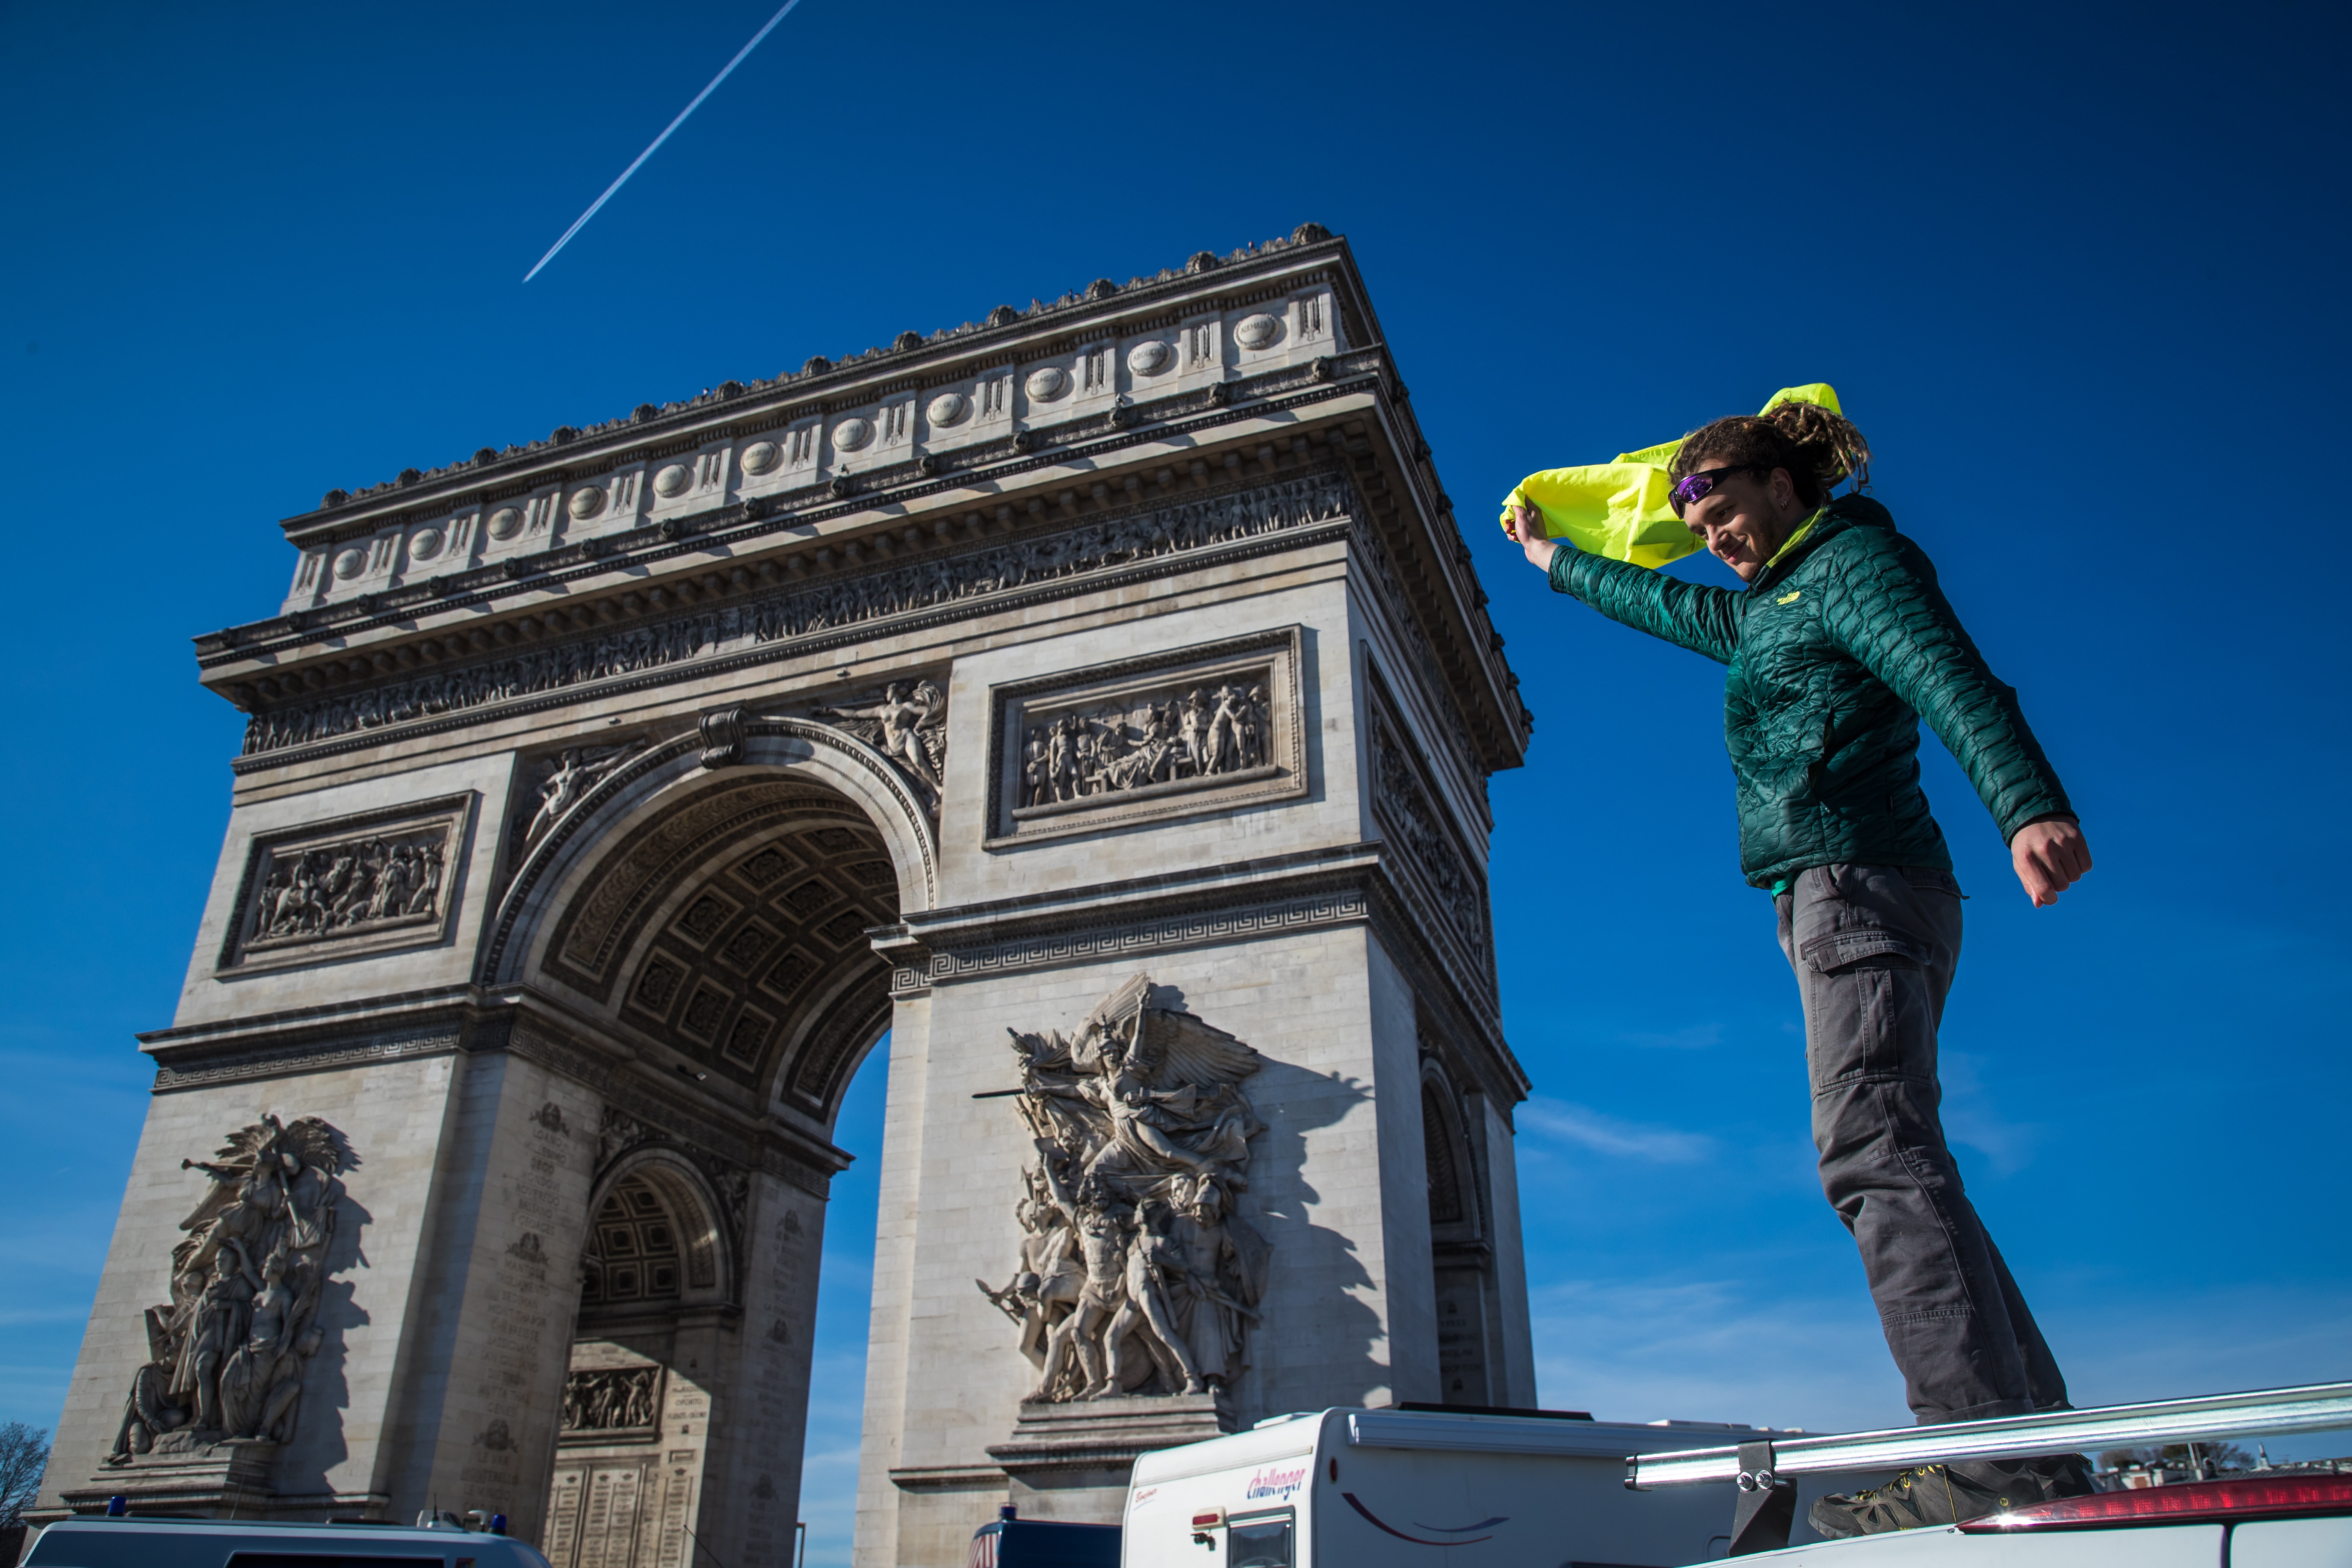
[40, 228, 1537, 1568]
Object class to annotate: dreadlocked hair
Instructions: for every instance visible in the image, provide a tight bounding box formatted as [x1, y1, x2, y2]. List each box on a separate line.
[1670, 402, 1872, 508]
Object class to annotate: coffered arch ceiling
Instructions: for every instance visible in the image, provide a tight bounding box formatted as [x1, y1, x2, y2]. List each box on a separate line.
[533, 772, 900, 1122]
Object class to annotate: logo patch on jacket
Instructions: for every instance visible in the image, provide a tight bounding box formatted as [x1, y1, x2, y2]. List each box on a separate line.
[1777, 590, 1802, 604]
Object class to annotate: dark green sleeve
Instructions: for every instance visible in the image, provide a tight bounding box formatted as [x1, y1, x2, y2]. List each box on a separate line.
[1817, 532, 2075, 842]
[1548, 546, 1741, 666]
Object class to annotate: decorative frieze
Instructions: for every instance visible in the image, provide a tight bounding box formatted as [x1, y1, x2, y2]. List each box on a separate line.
[216, 795, 473, 975]
[236, 473, 1353, 759]
[984, 628, 1307, 847]
[1366, 667, 1491, 983]
[894, 886, 1371, 995]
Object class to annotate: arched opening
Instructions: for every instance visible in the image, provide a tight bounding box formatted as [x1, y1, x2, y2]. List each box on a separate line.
[1422, 1063, 1498, 1407]
[545, 1158, 733, 1568]
[497, 735, 928, 1568]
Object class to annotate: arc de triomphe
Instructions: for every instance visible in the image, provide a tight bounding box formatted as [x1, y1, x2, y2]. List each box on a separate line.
[38, 227, 1536, 1567]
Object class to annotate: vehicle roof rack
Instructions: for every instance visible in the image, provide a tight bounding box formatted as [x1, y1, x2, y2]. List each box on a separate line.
[1625, 1380, 2352, 1556]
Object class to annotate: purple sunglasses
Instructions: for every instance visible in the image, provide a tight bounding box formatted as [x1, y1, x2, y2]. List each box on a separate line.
[1669, 464, 1760, 515]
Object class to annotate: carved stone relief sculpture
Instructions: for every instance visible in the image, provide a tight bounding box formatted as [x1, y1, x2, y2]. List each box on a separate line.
[986, 629, 1307, 847]
[806, 679, 946, 817]
[1021, 682, 1268, 808]
[975, 975, 1269, 1402]
[107, 1116, 352, 1465]
[1367, 673, 1492, 983]
[560, 1367, 662, 1435]
[218, 796, 472, 974]
[512, 738, 652, 860]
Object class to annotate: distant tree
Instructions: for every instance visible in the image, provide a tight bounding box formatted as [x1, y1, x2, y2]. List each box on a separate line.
[2098, 1441, 2254, 1475]
[0, 1422, 47, 1527]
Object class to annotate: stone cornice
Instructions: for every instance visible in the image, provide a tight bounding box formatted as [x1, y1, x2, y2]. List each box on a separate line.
[228, 470, 1358, 774]
[197, 228, 1532, 774]
[268, 230, 1357, 550]
[877, 839, 1529, 1108]
[197, 353, 1373, 674]
[136, 984, 855, 1188]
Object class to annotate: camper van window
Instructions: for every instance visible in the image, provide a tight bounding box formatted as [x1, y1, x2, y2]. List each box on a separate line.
[1226, 1512, 1293, 1568]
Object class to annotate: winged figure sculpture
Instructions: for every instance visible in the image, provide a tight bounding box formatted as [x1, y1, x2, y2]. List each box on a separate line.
[981, 974, 1271, 1403]
[809, 679, 947, 815]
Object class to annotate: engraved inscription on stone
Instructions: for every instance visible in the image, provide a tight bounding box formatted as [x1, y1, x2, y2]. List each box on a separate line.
[975, 974, 1269, 1402]
[106, 1115, 352, 1465]
[218, 795, 472, 973]
[986, 628, 1308, 847]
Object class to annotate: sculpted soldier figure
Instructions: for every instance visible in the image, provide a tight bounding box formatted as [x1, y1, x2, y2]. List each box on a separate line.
[1107, 1202, 1206, 1396]
[109, 1115, 348, 1463]
[1032, 1180, 1132, 1401]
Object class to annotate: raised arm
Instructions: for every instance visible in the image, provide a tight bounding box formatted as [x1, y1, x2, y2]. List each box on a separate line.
[1549, 549, 1743, 665]
[1508, 501, 1739, 663]
[1815, 531, 2088, 900]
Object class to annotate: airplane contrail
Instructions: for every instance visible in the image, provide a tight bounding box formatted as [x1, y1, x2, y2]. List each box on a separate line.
[523, 0, 806, 283]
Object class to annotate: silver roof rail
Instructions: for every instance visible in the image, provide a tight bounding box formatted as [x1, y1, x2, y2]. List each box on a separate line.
[1626, 1380, 2352, 1490]
[1625, 1381, 2352, 1557]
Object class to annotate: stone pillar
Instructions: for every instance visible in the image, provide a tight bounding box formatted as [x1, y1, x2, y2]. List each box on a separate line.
[40, 1036, 602, 1531]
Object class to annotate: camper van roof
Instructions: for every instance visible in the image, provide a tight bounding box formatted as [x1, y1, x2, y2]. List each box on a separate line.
[1130, 1411, 1333, 1485]
[1129, 1407, 1774, 1487]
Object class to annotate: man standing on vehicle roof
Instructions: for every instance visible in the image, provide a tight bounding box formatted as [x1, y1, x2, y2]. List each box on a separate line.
[1502, 390, 2096, 1538]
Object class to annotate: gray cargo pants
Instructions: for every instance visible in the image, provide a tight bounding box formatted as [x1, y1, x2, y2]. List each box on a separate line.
[1776, 863, 2069, 1425]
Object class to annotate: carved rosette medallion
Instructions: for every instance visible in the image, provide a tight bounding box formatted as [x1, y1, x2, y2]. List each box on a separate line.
[976, 975, 1269, 1403]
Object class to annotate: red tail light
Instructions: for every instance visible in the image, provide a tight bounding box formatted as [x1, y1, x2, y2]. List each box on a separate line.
[1959, 1474, 2352, 1532]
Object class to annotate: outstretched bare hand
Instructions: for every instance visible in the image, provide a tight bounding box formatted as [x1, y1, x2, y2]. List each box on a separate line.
[1505, 502, 1558, 571]
[2012, 817, 2092, 907]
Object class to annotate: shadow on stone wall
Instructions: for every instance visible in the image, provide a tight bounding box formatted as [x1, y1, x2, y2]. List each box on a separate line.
[1232, 1060, 1387, 1415]
[271, 1187, 372, 1505]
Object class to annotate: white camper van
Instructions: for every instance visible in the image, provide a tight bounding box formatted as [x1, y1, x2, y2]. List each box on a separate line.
[1121, 1405, 1815, 1568]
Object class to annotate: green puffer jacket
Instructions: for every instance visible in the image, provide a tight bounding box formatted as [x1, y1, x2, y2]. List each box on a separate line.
[1548, 494, 2072, 889]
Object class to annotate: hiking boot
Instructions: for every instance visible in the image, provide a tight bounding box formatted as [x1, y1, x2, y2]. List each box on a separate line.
[1808, 1454, 2097, 1538]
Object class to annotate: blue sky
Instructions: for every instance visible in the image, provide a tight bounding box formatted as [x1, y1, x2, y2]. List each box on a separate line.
[3, 0, 2347, 1561]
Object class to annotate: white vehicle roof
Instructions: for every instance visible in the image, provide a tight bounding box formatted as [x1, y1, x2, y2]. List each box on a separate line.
[1129, 1405, 1775, 1485]
[24, 1515, 551, 1568]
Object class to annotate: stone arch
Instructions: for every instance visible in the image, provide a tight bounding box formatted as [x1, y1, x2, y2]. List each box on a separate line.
[1418, 1060, 1486, 1238]
[483, 720, 933, 1121]
[549, 1143, 746, 1567]
[582, 1146, 737, 1312]
[1418, 1057, 1498, 1406]
[1419, 1070, 1473, 1230]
